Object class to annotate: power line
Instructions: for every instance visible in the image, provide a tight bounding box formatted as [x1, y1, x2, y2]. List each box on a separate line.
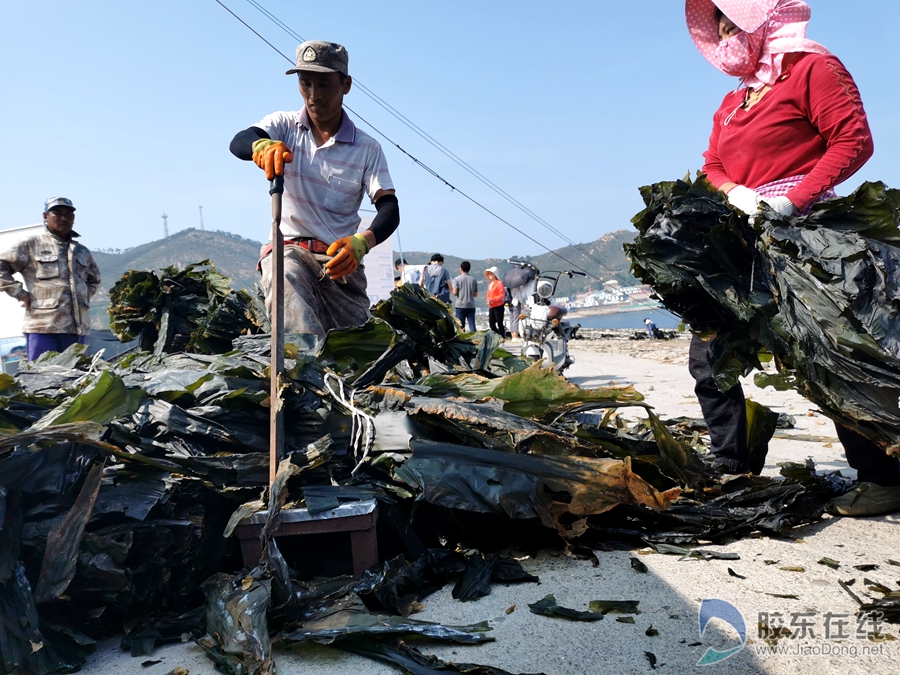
[240, 0, 615, 275]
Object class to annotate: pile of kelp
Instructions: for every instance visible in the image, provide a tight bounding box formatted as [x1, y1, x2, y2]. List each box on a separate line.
[0, 275, 847, 674]
[626, 176, 900, 455]
[108, 260, 270, 355]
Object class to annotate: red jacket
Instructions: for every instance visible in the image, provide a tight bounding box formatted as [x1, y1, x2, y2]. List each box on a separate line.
[486, 279, 505, 308]
[703, 53, 873, 211]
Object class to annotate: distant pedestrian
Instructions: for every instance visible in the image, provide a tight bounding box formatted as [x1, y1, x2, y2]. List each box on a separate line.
[643, 318, 657, 338]
[421, 253, 452, 303]
[484, 266, 506, 337]
[452, 261, 478, 332]
[504, 262, 537, 339]
[0, 197, 100, 360]
[395, 257, 420, 285]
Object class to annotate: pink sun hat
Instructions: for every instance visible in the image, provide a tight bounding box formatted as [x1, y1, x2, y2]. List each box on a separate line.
[685, 0, 829, 89]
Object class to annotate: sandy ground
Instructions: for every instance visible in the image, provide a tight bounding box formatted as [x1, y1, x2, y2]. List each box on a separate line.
[81, 334, 900, 675]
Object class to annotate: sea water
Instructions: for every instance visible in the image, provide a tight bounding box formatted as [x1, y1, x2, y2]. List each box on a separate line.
[572, 308, 680, 330]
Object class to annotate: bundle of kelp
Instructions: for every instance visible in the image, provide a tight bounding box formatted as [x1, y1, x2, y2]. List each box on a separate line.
[108, 260, 269, 355]
[626, 176, 900, 455]
[0, 279, 847, 674]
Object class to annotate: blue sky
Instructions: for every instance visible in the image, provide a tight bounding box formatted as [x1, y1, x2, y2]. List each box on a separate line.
[0, 0, 896, 259]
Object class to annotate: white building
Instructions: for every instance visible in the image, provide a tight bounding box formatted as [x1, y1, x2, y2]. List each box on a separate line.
[355, 217, 396, 305]
[0, 224, 42, 373]
[0, 224, 43, 340]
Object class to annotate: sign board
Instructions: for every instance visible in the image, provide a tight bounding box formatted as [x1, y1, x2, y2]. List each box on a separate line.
[0, 224, 42, 340]
[357, 217, 395, 305]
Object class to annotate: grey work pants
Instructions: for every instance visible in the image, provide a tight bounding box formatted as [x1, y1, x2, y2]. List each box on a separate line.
[508, 305, 521, 335]
[259, 245, 370, 338]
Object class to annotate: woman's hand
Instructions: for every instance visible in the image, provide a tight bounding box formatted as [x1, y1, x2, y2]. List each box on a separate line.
[763, 196, 797, 218]
[726, 185, 761, 216]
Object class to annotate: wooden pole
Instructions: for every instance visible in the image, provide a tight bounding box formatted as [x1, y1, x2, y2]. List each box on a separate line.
[269, 175, 285, 487]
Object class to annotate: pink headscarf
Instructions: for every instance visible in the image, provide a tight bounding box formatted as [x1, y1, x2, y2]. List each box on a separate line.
[685, 0, 830, 89]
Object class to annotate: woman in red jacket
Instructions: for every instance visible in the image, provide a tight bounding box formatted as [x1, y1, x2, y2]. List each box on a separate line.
[484, 267, 507, 337]
[686, 0, 900, 515]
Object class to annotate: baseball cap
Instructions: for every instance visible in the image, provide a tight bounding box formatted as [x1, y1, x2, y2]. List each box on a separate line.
[43, 197, 75, 212]
[286, 41, 349, 77]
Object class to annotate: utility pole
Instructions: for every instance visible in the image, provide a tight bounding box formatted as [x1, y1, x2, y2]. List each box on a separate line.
[161, 213, 169, 239]
[199, 206, 205, 231]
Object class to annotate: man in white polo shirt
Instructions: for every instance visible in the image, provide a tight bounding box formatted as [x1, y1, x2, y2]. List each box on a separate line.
[230, 40, 399, 337]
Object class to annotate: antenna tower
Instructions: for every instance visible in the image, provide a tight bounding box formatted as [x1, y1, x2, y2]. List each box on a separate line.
[161, 213, 169, 239]
[199, 206, 205, 231]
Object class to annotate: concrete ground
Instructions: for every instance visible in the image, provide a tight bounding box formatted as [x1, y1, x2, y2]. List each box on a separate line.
[81, 335, 900, 675]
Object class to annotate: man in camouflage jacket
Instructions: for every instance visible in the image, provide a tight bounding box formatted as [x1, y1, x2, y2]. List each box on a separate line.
[0, 197, 100, 360]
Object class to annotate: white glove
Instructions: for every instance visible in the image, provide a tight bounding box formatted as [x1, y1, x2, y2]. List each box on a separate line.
[763, 196, 798, 218]
[726, 185, 761, 216]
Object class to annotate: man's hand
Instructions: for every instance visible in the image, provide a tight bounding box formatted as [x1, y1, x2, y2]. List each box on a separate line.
[20, 295, 30, 309]
[324, 233, 370, 280]
[726, 185, 762, 216]
[252, 139, 294, 180]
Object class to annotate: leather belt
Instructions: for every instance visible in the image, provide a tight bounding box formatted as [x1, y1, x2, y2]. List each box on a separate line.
[258, 238, 330, 271]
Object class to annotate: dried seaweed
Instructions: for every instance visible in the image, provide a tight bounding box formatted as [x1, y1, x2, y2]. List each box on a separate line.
[282, 593, 494, 645]
[34, 462, 104, 603]
[528, 594, 604, 621]
[627, 175, 900, 453]
[0, 269, 849, 675]
[339, 639, 547, 675]
[108, 262, 267, 354]
[588, 600, 641, 614]
[198, 569, 274, 675]
[395, 441, 679, 536]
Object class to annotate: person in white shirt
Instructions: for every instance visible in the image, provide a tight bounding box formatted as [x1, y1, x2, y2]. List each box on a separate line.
[230, 40, 400, 337]
[395, 258, 420, 286]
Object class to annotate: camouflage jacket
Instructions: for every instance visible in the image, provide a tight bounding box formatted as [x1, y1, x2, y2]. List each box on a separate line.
[0, 228, 100, 335]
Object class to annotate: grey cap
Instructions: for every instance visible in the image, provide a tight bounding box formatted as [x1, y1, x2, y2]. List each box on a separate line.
[43, 197, 75, 212]
[286, 41, 349, 76]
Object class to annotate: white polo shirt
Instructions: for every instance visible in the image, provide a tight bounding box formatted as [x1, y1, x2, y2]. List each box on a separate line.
[255, 107, 394, 243]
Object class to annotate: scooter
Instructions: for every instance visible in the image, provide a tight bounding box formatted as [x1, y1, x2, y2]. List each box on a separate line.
[506, 260, 585, 373]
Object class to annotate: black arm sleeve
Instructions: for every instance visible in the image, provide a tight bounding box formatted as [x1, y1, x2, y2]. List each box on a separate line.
[367, 194, 400, 246]
[229, 126, 271, 160]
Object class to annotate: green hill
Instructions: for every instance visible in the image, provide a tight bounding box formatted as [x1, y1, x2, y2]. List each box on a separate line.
[88, 228, 637, 328]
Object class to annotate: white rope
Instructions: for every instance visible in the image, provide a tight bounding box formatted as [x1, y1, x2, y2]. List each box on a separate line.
[324, 371, 375, 475]
[750, 258, 756, 296]
[71, 348, 108, 390]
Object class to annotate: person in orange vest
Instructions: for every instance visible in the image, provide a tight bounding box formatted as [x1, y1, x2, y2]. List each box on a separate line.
[484, 267, 506, 337]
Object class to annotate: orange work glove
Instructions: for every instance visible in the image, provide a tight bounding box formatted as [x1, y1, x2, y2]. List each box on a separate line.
[324, 233, 370, 280]
[252, 139, 294, 180]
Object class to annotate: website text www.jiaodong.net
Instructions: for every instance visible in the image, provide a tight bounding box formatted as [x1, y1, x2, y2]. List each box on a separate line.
[754, 642, 893, 658]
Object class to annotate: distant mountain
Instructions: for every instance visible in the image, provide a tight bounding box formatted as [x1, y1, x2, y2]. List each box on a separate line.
[87, 227, 637, 328]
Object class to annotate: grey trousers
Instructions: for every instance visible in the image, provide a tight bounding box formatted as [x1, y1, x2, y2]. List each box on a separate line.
[259, 245, 370, 338]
